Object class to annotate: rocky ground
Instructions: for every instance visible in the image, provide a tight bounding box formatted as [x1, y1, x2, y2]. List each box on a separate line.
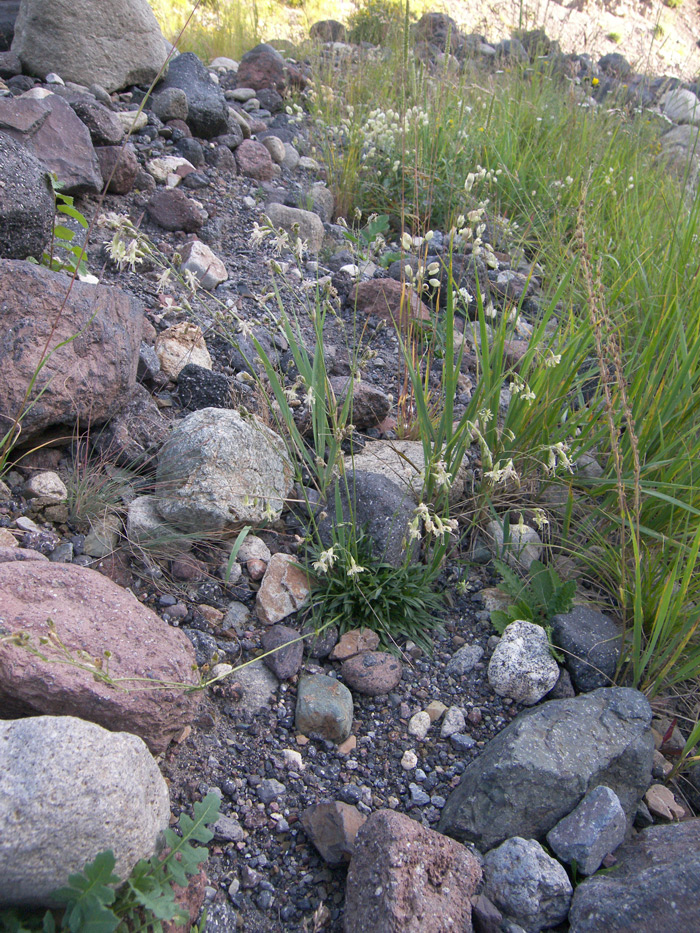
[1, 4, 700, 933]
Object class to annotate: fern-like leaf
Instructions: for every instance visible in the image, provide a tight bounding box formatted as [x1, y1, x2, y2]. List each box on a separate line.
[53, 851, 120, 933]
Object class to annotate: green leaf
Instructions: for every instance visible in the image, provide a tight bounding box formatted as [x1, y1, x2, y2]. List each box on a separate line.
[52, 851, 120, 933]
[490, 610, 511, 634]
[53, 225, 75, 242]
[57, 203, 89, 227]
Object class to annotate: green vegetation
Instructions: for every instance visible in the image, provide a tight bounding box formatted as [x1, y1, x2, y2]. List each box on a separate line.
[489, 558, 576, 635]
[0, 793, 220, 932]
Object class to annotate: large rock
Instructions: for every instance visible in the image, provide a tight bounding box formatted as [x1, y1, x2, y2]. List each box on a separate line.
[344, 809, 482, 933]
[158, 51, 229, 139]
[438, 688, 654, 851]
[568, 819, 700, 933]
[11, 0, 168, 93]
[71, 98, 124, 146]
[0, 562, 200, 754]
[236, 43, 304, 94]
[147, 187, 207, 232]
[551, 606, 622, 692]
[0, 716, 169, 907]
[353, 278, 430, 325]
[0, 92, 102, 193]
[0, 259, 143, 442]
[265, 201, 324, 252]
[487, 620, 559, 706]
[482, 836, 572, 933]
[0, 130, 53, 260]
[546, 784, 626, 877]
[156, 407, 294, 532]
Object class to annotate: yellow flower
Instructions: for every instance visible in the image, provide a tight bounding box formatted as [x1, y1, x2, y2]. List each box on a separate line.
[592, 77, 599, 86]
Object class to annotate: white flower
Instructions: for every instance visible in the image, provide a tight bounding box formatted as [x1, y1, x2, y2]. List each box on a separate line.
[401, 232, 412, 251]
[484, 459, 520, 487]
[155, 268, 171, 293]
[532, 508, 549, 530]
[346, 555, 366, 577]
[313, 547, 337, 574]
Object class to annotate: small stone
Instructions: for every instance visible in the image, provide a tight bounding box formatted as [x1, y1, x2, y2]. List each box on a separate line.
[23, 471, 67, 502]
[450, 733, 476, 752]
[146, 188, 206, 233]
[409, 783, 431, 806]
[83, 511, 121, 558]
[401, 750, 418, 770]
[261, 624, 303, 680]
[441, 706, 466, 738]
[408, 711, 431, 740]
[265, 202, 325, 254]
[155, 322, 212, 380]
[256, 553, 310, 625]
[547, 785, 627, 876]
[446, 643, 485, 676]
[235, 138, 274, 180]
[329, 628, 380, 660]
[337, 735, 357, 755]
[238, 536, 271, 563]
[180, 239, 228, 290]
[146, 155, 195, 184]
[115, 110, 148, 133]
[281, 749, 303, 770]
[260, 135, 285, 163]
[212, 814, 245, 842]
[301, 801, 366, 866]
[341, 651, 402, 696]
[295, 674, 353, 744]
[257, 778, 285, 804]
[485, 519, 542, 571]
[644, 784, 685, 820]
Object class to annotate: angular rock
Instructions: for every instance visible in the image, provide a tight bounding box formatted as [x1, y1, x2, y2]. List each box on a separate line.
[95, 143, 139, 194]
[159, 52, 229, 139]
[408, 710, 431, 740]
[446, 643, 484, 676]
[0, 562, 200, 753]
[0, 716, 169, 907]
[341, 651, 402, 696]
[644, 783, 684, 820]
[568, 819, 700, 933]
[0, 131, 53, 260]
[180, 238, 227, 289]
[155, 321, 212, 379]
[147, 187, 207, 232]
[317, 470, 416, 567]
[227, 658, 278, 715]
[24, 470, 67, 502]
[91, 383, 170, 468]
[551, 606, 622, 692]
[256, 553, 310, 624]
[262, 624, 304, 680]
[12, 0, 168, 92]
[0, 259, 143, 442]
[438, 688, 654, 851]
[440, 706, 466, 738]
[344, 809, 482, 933]
[177, 363, 232, 411]
[147, 154, 195, 184]
[71, 98, 124, 146]
[483, 836, 572, 933]
[546, 785, 626, 876]
[157, 407, 293, 532]
[329, 376, 390, 431]
[235, 137, 275, 180]
[485, 519, 542, 571]
[487, 620, 559, 706]
[353, 278, 430, 325]
[265, 201, 325, 253]
[329, 628, 380, 660]
[295, 673, 353, 743]
[302, 620, 339, 658]
[301, 801, 366, 865]
[0, 93, 102, 193]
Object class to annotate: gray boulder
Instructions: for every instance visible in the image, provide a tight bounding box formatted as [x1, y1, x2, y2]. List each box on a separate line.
[12, 0, 168, 93]
[0, 92, 102, 194]
[483, 837, 572, 933]
[546, 785, 626, 876]
[158, 51, 229, 139]
[551, 606, 622, 691]
[156, 407, 294, 532]
[438, 688, 654, 851]
[568, 819, 700, 932]
[0, 716, 169, 907]
[0, 131, 53, 260]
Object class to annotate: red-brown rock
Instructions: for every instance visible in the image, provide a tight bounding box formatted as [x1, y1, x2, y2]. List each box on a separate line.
[330, 376, 391, 432]
[146, 187, 207, 232]
[235, 138, 274, 181]
[236, 43, 306, 93]
[301, 801, 366, 865]
[329, 628, 380, 661]
[95, 143, 139, 194]
[341, 651, 403, 696]
[0, 562, 201, 754]
[344, 810, 482, 933]
[353, 278, 431, 326]
[0, 259, 143, 443]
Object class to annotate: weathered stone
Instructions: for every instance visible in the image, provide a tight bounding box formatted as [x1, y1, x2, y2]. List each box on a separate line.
[180, 239, 227, 289]
[232, 136, 274, 180]
[0, 131, 53, 260]
[551, 606, 622, 692]
[151, 86, 189, 124]
[446, 643, 484, 676]
[307, 182, 334, 223]
[440, 706, 466, 738]
[91, 383, 170, 468]
[126, 495, 190, 556]
[226, 658, 278, 715]
[487, 620, 559, 706]
[0, 93, 102, 193]
[260, 134, 285, 163]
[408, 710, 431, 740]
[95, 143, 139, 194]
[438, 688, 654, 851]
[301, 801, 365, 865]
[262, 624, 304, 679]
[344, 809, 482, 933]
[483, 837, 572, 933]
[341, 651, 403, 696]
[147, 187, 207, 232]
[265, 201, 325, 253]
[0, 716, 169, 907]
[23, 471, 67, 502]
[485, 519, 542, 571]
[329, 376, 390, 431]
[256, 553, 310, 624]
[155, 321, 212, 380]
[309, 20, 347, 42]
[158, 52, 229, 139]
[177, 363, 232, 411]
[302, 620, 339, 658]
[353, 278, 430, 325]
[0, 562, 200, 753]
[568, 819, 700, 933]
[329, 628, 380, 660]
[295, 673, 353, 743]
[157, 408, 294, 532]
[115, 109, 148, 134]
[546, 785, 626, 876]
[662, 87, 700, 124]
[146, 154, 195, 184]
[12, 0, 168, 93]
[0, 260, 143, 442]
[71, 98, 124, 145]
[236, 43, 304, 94]
[644, 783, 685, 820]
